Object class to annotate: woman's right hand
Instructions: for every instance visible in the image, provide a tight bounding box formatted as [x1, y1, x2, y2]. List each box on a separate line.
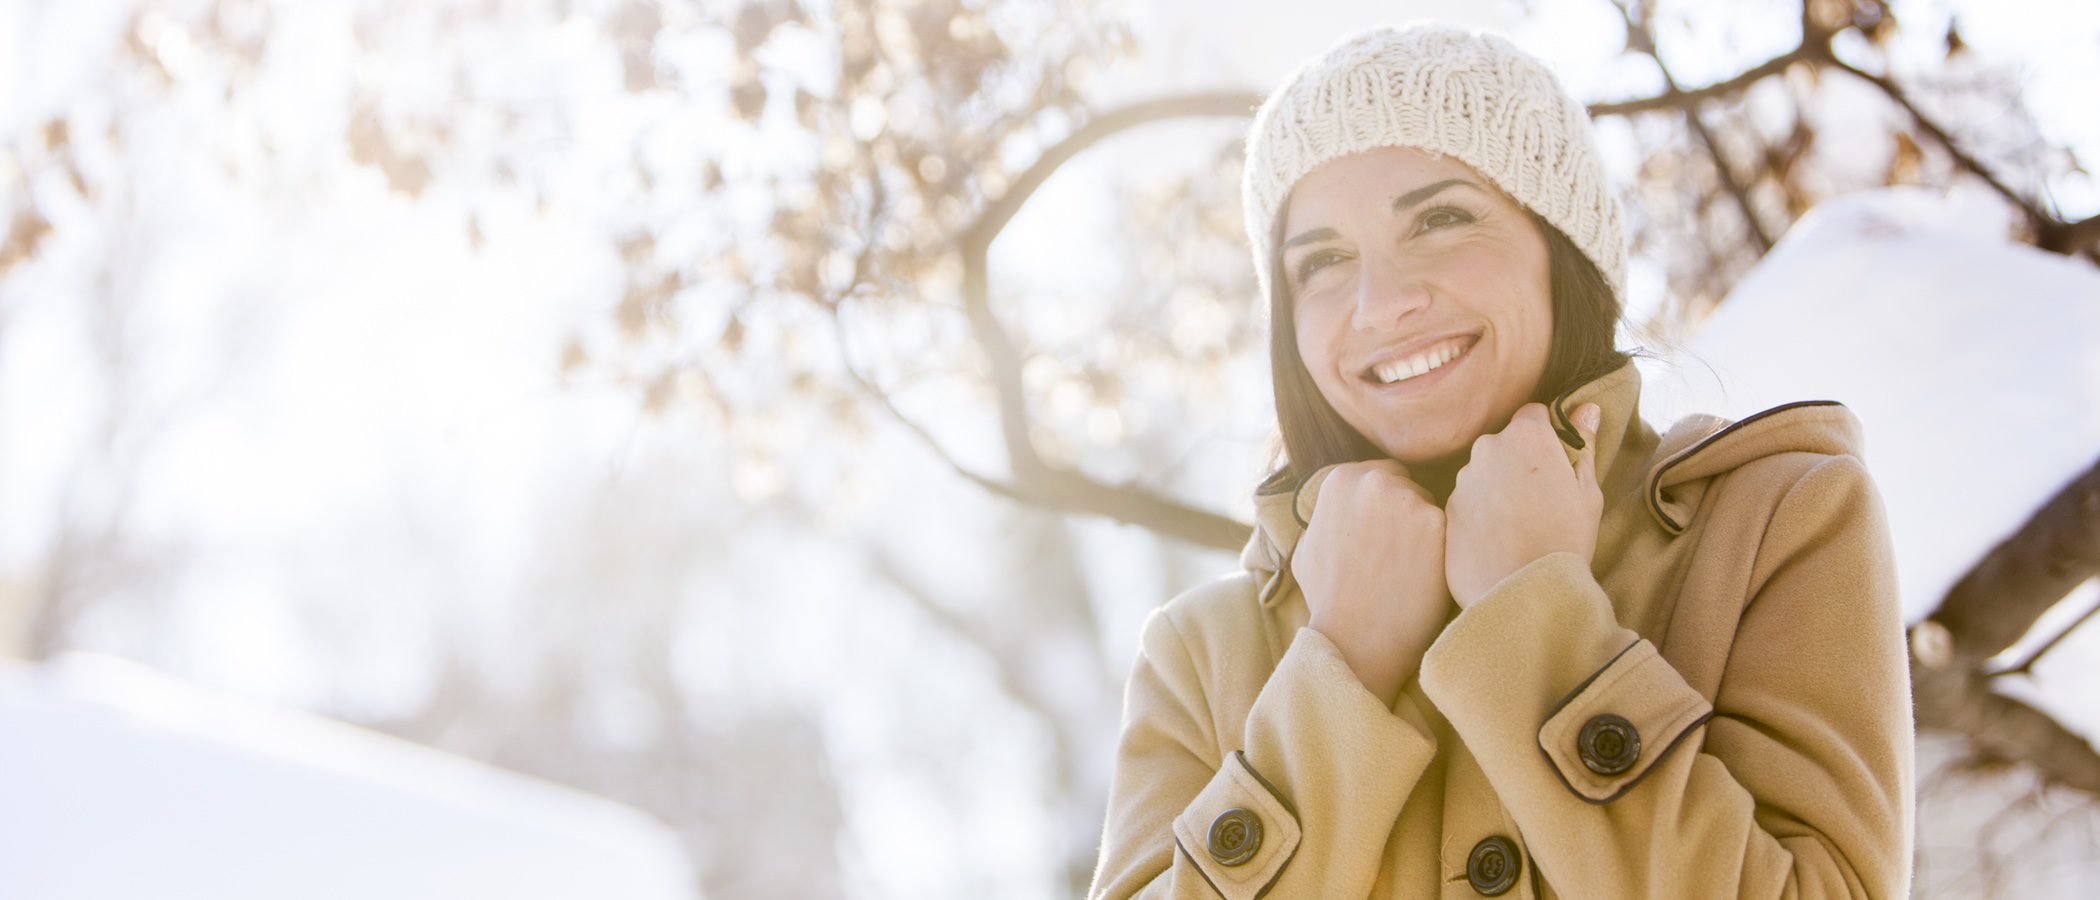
[1291, 460, 1453, 709]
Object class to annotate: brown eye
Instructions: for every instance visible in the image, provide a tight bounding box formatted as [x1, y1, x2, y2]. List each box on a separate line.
[1416, 205, 1476, 233]
[1295, 249, 1346, 286]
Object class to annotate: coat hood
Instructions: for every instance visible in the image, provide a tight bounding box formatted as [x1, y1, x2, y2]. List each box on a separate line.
[1238, 360, 1866, 595]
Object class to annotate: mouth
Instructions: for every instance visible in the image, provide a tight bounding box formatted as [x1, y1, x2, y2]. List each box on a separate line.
[1358, 333, 1479, 392]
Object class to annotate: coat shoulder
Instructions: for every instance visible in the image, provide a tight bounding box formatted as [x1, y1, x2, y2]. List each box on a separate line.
[1127, 570, 1277, 742]
[1640, 400, 1869, 534]
[1153, 569, 1269, 653]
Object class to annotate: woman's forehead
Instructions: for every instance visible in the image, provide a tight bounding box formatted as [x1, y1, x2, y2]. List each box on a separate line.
[1282, 149, 1502, 232]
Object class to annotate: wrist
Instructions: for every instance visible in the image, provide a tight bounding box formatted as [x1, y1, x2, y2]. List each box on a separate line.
[1308, 619, 1418, 709]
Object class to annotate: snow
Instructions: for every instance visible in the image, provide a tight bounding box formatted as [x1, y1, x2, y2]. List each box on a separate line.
[1638, 186, 2100, 625]
[2, 2, 2096, 896]
[0, 654, 699, 900]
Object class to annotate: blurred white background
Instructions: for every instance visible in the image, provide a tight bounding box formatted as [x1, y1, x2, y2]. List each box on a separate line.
[3, 0, 2097, 897]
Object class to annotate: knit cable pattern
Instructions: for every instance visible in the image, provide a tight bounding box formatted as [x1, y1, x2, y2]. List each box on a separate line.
[1242, 23, 1627, 302]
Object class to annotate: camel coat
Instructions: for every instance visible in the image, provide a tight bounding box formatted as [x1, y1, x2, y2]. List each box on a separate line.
[1087, 361, 1915, 899]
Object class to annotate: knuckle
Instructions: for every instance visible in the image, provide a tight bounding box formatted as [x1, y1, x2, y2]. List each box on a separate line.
[1364, 462, 1403, 484]
[1317, 467, 1357, 497]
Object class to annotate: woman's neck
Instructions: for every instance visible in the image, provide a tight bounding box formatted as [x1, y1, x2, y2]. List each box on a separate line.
[1405, 451, 1467, 507]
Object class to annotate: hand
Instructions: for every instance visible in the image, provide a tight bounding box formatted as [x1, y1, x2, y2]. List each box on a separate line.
[1444, 402, 1605, 609]
[1292, 460, 1453, 708]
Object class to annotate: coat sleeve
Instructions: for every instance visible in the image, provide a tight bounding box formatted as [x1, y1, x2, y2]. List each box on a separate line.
[1418, 454, 1914, 898]
[1088, 596, 1440, 899]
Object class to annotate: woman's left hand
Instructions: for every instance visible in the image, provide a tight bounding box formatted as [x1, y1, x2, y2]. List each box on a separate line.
[1445, 401, 1604, 609]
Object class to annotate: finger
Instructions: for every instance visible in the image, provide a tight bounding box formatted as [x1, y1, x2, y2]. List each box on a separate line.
[1387, 474, 1435, 506]
[1310, 463, 1350, 504]
[1573, 402, 1602, 485]
[1362, 463, 1432, 505]
[1510, 402, 1549, 432]
[1300, 462, 1350, 524]
[1362, 458, 1415, 480]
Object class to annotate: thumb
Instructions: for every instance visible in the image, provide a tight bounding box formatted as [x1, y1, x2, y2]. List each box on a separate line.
[1574, 402, 1602, 484]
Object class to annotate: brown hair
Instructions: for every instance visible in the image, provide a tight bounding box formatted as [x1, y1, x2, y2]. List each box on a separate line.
[1258, 208, 1632, 495]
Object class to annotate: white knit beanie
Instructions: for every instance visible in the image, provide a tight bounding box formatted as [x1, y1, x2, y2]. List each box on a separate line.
[1242, 23, 1627, 302]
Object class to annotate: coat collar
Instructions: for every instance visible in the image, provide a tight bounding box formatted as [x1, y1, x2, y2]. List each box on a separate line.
[1240, 360, 1653, 594]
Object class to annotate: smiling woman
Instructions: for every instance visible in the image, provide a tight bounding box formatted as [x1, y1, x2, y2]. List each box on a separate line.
[1282, 153, 1559, 486]
[1088, 22, 1915, 900]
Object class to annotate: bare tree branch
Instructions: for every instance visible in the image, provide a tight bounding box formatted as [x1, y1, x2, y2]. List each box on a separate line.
[1987, 590, 2100, 679]
[1612, 1, 1776, 252]
[1586, 11, 2099, 272]
[831, 275, 1251, 551]
[964, 92, 1266, 253]
[936, 93, 1269, 552]
[957, 92, 1262, 478]
[818, 160, 1057, 512]
[1914, 454, 2100, 801]
[1914, 663, 2100, 796]
[2039, 212, 2100, 257]
[842, 344, 1253, 548]
[1823, 56, 2050, 236]
[1927, 454, 2100, 664]
[830, 318, 1040, 504]
[1588, 42, 1829, 118]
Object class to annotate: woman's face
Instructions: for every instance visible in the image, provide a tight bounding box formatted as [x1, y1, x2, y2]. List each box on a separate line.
[1282, 146, 1553, 466]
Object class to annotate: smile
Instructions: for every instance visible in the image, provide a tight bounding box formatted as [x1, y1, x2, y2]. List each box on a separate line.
[1361, 334, 1477, 386]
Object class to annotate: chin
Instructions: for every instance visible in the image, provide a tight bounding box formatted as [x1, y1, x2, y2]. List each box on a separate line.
[1373, 430, 1471, 468]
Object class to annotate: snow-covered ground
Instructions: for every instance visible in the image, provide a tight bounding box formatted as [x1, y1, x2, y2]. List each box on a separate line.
[0, 654, 699, 900]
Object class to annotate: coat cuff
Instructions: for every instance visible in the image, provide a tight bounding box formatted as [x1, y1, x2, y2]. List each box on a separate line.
[1537, 638, 1714, 802]
[1170, 750, 1301, 899]
[1420, 552, 1713, 804]
[1240, 627, 1439, 807]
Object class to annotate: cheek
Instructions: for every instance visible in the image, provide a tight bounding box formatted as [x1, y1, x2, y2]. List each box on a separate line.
[1520, 281, 1554, 361]
[1476, 263, 1552, 357]
[1499, 286, 1555, 397]
[1293, 303, 1338, 379]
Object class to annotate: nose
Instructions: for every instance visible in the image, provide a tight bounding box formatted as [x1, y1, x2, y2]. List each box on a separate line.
[1350, 252, 1430, 333]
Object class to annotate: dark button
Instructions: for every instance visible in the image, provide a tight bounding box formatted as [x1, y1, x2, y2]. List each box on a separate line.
[1206, 808, 1262, 866]
[1467, 835, 1519, 896]
[1579, 713, 1642, 775]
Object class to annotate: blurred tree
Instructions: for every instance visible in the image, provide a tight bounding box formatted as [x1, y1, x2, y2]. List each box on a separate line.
[640, 1, 2100, 891]
[4, 0, 2099, 897]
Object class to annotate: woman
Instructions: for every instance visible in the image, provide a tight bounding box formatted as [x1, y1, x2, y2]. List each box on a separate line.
[1087, 23, 1914, 899]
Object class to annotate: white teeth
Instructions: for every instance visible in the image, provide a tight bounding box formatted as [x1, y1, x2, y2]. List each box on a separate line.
[1371, 340, 1468, 385]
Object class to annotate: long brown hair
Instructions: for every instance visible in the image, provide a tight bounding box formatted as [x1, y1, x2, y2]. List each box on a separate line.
[1259, 207, 1631, 495]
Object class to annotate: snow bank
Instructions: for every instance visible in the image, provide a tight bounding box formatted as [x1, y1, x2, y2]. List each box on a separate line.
[0, 654, 698, 900]
[1638, 186, 2100, 623]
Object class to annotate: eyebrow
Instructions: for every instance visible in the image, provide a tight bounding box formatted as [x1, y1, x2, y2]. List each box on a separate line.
[1280, 178, 1481, 250]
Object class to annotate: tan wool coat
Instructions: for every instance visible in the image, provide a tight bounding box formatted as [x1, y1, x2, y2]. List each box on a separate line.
[1087, 361, 1916, 899]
